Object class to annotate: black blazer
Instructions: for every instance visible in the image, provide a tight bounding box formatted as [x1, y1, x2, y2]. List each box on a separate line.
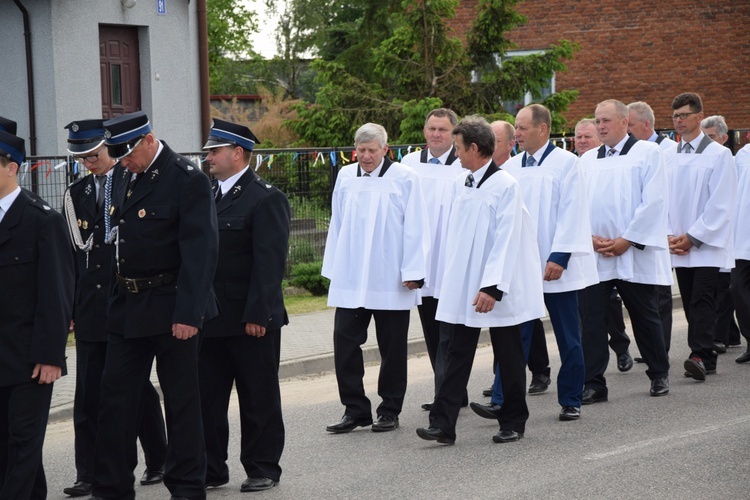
[0, 189, 73, 386]
[107, 142, 219, 337]
[65, 167, 123, 342]
[203, 169, 291, 337]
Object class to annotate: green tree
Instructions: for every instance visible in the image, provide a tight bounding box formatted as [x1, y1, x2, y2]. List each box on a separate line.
[207, 0, 259, 93]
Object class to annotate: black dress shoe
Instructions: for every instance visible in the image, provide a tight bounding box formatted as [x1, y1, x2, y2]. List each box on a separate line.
[634, 357, 645, 363]
[420, 402, 433, 411]
[559, 406, 580, 421]
[372, 415, 399, 432]
[736, 350, 750, 363]
[684, 357, 707, 381]
[650, 377, 669, 396]
[170, 497, 190, 500]
[492, 429, 523, 443]
[241, 477, 278, 492]
[617, 351, 634, 372]
[63, 481, 92, 497]
[482, 386, 493, 397]
[528, 373, 551, 394]
[416, 426, 455, 445]
[713, 342, 727, 354]
[581, 387, 608, 405]
[140, 469, 164, 486]
[469, 401, 502, 419]
[325, 414, 373, 433]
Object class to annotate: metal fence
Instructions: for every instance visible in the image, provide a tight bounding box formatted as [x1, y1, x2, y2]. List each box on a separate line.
[22, 130, 750, 275]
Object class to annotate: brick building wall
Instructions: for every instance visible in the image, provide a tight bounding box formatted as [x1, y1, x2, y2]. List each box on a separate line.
[452, 1, 750, 131]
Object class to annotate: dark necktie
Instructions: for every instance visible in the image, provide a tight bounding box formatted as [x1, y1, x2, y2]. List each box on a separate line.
[215, 188, 223, 204]
[526, 156, 536, 167]
[96, 176, 106, 209]
[682, 143, 693, 154]
[127, 173, 140, 199]
[607, 148, 617, 157]
[363, 172, 371, 177]
[465, 173, 475, 187]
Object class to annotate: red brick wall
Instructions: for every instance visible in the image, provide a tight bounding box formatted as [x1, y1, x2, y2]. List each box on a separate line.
[452, 1, 750, 131]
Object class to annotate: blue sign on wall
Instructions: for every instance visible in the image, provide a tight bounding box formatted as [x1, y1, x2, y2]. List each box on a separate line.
[157, 0, 166, 15]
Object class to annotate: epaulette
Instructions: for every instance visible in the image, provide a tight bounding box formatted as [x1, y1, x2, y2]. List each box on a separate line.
[254, 176, 275, 192]
[22, 189, 55, 214]
[174, 154, 201, 174]
[68, 173, 89, 188]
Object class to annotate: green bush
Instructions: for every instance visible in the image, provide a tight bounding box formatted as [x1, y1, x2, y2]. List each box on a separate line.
[290, 261, 330, 296]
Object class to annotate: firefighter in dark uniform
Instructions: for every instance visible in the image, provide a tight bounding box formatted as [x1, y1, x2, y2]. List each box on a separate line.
[0, 125, 74, 499]
[61, 119, 167, 498]
[200, 120, 290, 493]
[91, 111, 218, 500]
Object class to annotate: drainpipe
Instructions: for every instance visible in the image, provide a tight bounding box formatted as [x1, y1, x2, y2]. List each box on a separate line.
[197, 0, 211, 146]
[13, 0, 37, 156]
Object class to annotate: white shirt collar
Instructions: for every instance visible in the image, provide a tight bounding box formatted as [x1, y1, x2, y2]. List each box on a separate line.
[607, 135, 630, 156]
[469, 159, 493, 187]
[217, 165, 250, 194]
[0, 186, 22, 222]
[362, 158, 384, 177]
[429, 148, 452, 164]
[682, 131, 705, 152]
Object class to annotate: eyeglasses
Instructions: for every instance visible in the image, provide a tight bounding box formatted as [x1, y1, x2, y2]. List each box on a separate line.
[671, 112, 699, 121]
[74, 148, 104, 164]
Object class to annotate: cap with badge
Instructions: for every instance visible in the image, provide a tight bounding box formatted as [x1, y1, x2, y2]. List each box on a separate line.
[0, 130, 25, 166]
[0, 116, 17, 135]
[103, 111, 152, 160]
[203, 119, 259, 151]
[65, 119, 106, 155]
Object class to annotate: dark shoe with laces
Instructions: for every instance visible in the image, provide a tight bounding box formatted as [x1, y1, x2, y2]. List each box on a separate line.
[582, 387, 608, 405]
[469, 401, 502, 419]
[528, 373, 551, 394]
[559, 406, 581, 421]
[736, 350, 750, 363]
[713, 342, 727, 354]
[240, 477, 278, 492]
[372, 415, 399, 432]
[649, 377, 669, 396]
[482, 386, 493, 397]
[492, 429, 523, 443]
[416, 426, 455, 445]
[63, 481, 92, 497]
[325, 414, 373, 433]
[140, 469, 164, 486]
[617, 351, 634, 372]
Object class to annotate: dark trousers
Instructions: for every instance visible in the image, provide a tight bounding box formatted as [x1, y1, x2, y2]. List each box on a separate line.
[655, 285, 673, 352]
[0, 380, 53, 500]
[93, 332, 206, 500]
[492, 291, 583, 407]
[492, 319, 547, 406]
[580, 280, 669, 391]
[606, 291, 630, 356]
[73, 340, 166, 484]
[731, 260, 750, 345]
[715, 271, 741, 345]
[675, 267, 720, 369]
[430, 323, 528, 441]
[333, 308, 410, 419]
[199, 332, 284, 484]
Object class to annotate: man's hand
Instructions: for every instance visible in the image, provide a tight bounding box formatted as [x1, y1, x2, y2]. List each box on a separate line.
[403, 281, 421, 290]
[592, 235, 611, 253]
[472, 291, 496, 313]
[172, 323, 198, 340]
[598, 237, 631, 257]
[544, 261, 565, 281]
[32, 364, 62, 384]
[246, 323, 267, 337]
[669, 234, 693, 255]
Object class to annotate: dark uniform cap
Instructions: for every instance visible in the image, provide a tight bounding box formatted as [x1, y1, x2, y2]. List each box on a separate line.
[0, 130, 26, 166]
[0, 116, 17, 135]
[65, 119, 106, 155]
[203, 119, 259, 151]
[103, 111, 152, 160]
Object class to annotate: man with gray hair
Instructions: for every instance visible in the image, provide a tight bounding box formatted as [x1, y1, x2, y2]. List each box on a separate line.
[491, 120, 516, 166]
[701, 115, 729, 146]
[323, 123, 429, 434]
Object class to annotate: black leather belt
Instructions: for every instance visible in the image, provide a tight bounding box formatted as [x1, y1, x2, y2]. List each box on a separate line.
[116, 272, 176, 293]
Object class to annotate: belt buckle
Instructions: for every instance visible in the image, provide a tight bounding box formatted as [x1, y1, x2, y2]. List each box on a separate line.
[126, 279, 139, 293]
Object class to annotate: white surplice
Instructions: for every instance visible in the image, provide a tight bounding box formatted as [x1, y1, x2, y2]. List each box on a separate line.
[436, 168, 545, 328]
[663, 136, 737, 269]
[580, 140, 673, 285]
[401, 151, 465, 298]
[733, 144, 750, 260]
[322, 161, 430, 310]
[503, 145, 599, 293]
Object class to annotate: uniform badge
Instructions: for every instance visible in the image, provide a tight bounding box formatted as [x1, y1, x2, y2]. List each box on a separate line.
[187, 165, 194, 171]
[104, 130, 111, 139]
[265, 184, 272, 188]
[84, 184, 92, 195]
[232, 185, 242, 195]
[138, 208, 146, 218]
[71, 123, 79, 132]
[43, 205, 51, 211]
[150, 169, 159, 180]
[109, 205, 115, 216]
[82, 220, 89, 229]
[77, 219, 82, 227]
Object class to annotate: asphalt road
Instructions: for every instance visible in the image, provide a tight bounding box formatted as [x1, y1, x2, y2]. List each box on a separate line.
[42, 312, 750, 499]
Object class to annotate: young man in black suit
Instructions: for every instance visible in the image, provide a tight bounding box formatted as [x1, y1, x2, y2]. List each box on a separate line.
[200, 120, 290, 493]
